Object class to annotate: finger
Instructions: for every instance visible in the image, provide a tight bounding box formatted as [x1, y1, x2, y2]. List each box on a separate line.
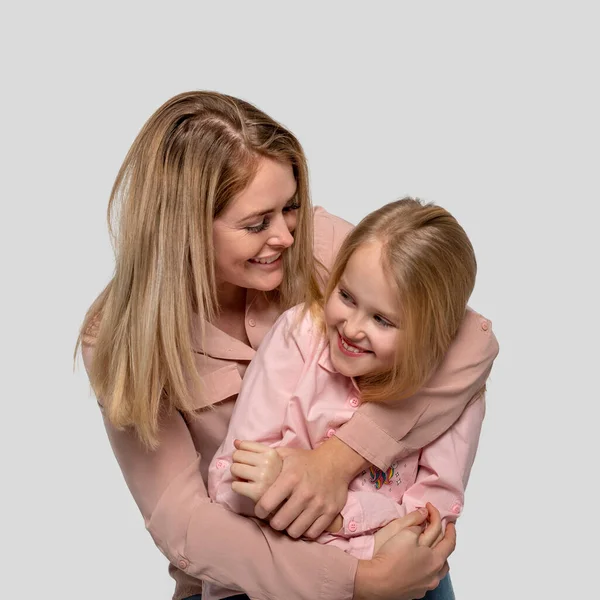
[268, 494, 310, 531]
[232, 449, 263, 466]
[286, 507, 326, 539]
[419, 503, 442, 547]
[231, 480, 260, 502]
[432, 522, 457, 561]
[255, 479, 292, 519]
[406, 524, 426, 537]
[403, 507, 429, 527]
[439, 560, 450, 580]
[304, 513, 339, 539]
[432, 528, 445, 549]
[230, 463, 258, 482]
[234, 440, 273, 453]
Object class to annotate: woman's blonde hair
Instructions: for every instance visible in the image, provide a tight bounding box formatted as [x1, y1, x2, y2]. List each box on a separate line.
[320, 197, 476, 403]
[76, 91, 320, 448]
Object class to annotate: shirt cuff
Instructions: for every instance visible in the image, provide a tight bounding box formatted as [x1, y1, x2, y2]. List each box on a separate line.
[335, 412, 410, 471]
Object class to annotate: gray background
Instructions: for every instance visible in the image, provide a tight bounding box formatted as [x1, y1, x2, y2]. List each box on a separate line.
[2, 2, 598, 598]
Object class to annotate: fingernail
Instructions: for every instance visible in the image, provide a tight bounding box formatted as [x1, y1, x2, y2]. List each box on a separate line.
[418, 507, 428, 516]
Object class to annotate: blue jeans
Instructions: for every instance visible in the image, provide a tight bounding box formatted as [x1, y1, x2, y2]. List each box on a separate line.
[183, 574, 454, 599]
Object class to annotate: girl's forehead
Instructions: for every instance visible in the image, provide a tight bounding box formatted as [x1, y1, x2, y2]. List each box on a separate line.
[342, 243, 401, 318]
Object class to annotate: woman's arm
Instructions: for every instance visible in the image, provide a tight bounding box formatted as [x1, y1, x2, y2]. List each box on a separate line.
[336, 310, 497, 469]
[334, 393, 487, 537]
[257, 306, 498, 538]
[81, 339, 357, 600]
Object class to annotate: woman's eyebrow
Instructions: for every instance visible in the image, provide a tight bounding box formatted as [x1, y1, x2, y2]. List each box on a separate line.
[239, 208, 272, 223]
[238, 195, 298, 223]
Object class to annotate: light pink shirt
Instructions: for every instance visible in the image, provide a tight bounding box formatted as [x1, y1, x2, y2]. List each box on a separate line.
[209, 306, 485, 577]
[82, 207, 499, 600]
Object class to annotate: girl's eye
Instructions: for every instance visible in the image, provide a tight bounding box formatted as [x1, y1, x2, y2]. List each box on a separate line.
[246, 218, 270, 233]
[374, 315, 394, 328]
[338, 289, 354, 304]
[283, 202, 301, 213]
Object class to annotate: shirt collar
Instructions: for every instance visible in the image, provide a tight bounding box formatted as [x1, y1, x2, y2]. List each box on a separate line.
[317, 340, 361, 393]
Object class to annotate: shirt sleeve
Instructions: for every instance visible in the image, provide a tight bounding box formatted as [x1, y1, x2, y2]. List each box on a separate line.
[81, 340, 357, 600]
[336, 394, 486, 536]
[313, 205, 354, 275]
[208, 307, 309, 516]
[336, 310, 499, 470]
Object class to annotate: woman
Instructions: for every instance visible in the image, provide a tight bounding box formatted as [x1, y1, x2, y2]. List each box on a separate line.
[78, 91, 498, 600]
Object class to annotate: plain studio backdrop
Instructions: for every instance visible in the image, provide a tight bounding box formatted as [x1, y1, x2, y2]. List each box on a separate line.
[2, 2, 597, 599]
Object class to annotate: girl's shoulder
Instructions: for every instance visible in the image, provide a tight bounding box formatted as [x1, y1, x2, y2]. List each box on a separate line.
[268, 304, 326, 360]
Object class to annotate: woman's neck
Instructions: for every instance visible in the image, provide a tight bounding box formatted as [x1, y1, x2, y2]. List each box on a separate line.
[216, 281, 248, 316]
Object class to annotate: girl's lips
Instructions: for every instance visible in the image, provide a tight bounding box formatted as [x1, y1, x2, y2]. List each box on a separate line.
[337, 332, 371, 357]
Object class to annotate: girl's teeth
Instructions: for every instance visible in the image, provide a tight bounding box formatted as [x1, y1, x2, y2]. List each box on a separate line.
[341, 337, 362, 353]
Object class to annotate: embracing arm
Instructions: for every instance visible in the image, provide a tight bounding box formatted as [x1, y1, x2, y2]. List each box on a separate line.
[336, 393, 487, 537]
[258, 308, 498, 537]
[81, 342, 356, 600]
[336, 309, 498, 470]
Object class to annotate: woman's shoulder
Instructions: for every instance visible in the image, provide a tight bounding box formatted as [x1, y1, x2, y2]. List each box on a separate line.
[446, 307, 500, 370]
[312, 206, 354, 271]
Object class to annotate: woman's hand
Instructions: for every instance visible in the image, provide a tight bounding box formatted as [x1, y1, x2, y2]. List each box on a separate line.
[355, 505, 456, 600]
[230, 440, 283, 503]
[254, 437, 367, 539]
[373, 503, 442, 555]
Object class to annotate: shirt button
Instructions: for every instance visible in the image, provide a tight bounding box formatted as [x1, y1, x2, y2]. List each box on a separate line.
[348, 520, 358, 533]
[481, 320, 489, 331]
[248, 318, 256, 327]
[326, 428, 336, 438]
[451, 502, 462, 515]
[178, 559, 189, 570]
[349, 397, 360, 408]
[216, 460, 226, 469]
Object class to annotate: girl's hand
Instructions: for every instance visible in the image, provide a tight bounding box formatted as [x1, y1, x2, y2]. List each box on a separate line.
[254, 436, 366, 539]
[230, 440, 283, 504]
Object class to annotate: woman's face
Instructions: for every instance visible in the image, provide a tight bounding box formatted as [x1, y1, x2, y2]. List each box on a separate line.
[325, 241, 402, 378]
[213, 158, 299, 294]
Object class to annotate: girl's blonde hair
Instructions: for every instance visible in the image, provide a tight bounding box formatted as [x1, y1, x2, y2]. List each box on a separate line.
[321, 197, 476, 403]
[76, 91, 321, 448]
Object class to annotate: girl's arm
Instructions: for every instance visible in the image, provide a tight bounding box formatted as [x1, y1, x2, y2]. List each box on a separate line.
[208, 307, 309, 515]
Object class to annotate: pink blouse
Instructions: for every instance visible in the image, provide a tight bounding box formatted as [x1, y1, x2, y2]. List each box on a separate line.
[207, 306, 485, 598]
[81, 207, 499, 600]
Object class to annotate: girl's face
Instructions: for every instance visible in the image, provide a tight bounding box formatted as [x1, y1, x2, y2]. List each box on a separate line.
[325, 241, 402, 378]
[213, 158, 299, 295]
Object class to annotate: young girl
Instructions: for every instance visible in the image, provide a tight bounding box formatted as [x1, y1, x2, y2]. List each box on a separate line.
[208, 197, 489, 588]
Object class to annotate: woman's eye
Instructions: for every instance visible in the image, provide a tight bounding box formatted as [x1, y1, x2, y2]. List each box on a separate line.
[246, 218, 270, 233]
[283, 202, 301, 213]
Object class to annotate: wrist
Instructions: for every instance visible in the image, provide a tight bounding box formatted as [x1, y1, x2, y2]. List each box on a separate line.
[320, 436, 368, 483]
[353, 559, 382, 600]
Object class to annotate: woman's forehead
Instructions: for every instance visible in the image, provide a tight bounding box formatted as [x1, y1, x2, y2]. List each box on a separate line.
[223, 158, 297, 220]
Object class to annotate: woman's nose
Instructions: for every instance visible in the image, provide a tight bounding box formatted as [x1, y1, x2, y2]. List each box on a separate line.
[268, 216, 294, 249]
